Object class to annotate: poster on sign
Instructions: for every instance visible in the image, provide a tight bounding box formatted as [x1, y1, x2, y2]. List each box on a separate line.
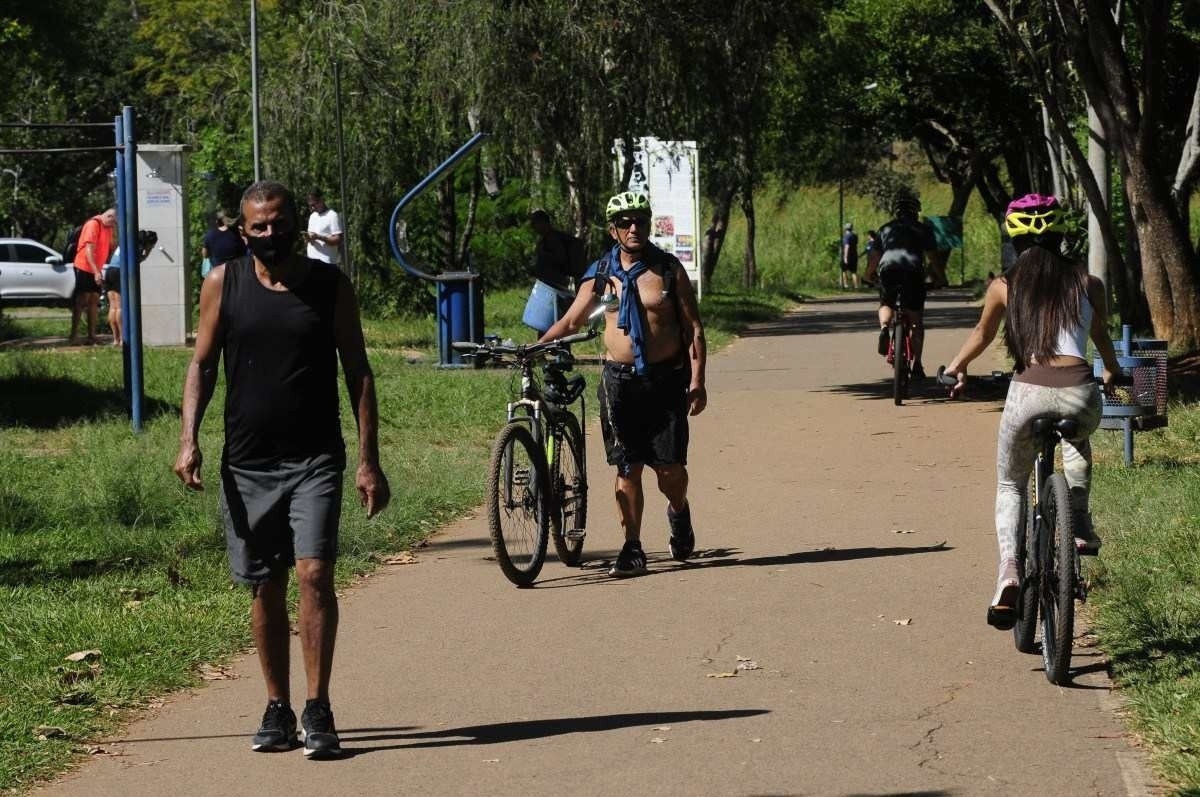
[613, 137, 702, 298]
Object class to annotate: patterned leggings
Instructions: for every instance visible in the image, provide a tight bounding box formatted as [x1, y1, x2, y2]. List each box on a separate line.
[994, 380, 1102, 568]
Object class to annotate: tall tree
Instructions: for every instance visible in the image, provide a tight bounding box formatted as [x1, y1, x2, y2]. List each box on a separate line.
[988, 0, 1200, 350]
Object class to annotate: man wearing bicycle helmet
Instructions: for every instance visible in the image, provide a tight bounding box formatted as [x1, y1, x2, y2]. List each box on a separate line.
[941, 194, 1121, 630]
[875, 190, 936, 379]
[539, 191, 707, 578]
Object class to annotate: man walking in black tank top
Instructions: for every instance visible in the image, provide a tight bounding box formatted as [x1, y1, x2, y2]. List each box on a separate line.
[174, 181, 390, 759]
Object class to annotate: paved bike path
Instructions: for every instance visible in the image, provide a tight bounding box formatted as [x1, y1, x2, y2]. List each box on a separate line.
[44, 292, 1155, 796]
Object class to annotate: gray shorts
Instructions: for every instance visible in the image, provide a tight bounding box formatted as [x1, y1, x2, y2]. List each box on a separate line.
[219, 452, 345, 585]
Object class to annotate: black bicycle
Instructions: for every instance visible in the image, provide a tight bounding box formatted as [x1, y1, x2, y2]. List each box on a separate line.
[453, 329, 596, 586]
[939, 367, 1125, 684]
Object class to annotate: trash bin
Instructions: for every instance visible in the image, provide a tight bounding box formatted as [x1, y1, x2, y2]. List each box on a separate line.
[1096, 338, 1168, 432]
[1094, 326, 1169, 464]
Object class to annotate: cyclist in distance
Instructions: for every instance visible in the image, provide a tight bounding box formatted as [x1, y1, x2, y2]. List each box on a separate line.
[940, 193, 1121, 629]
[539, 191, 707, 578]
[875, 190, 936, 379]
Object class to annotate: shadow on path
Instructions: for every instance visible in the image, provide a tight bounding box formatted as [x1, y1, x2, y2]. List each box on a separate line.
[739, 301, 981, 340]
[531, 543, 951, 589]
[341, 709, 770, 755]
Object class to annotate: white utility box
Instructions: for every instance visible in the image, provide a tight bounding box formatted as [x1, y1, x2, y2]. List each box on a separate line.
[134, 144, 190, 346]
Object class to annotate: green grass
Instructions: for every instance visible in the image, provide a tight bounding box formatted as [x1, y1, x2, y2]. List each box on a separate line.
[0, 284, 782, 793]
[710, 177, 999, 295]
[1089, 400, 1200, 792]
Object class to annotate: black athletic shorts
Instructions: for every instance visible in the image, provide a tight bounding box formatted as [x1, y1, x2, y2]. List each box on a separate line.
[598, 360, 690, 476]
[102, 266, 120, 293]
[878, 266, 927, 313]
[841, 259, 858, 273]
[73, 267, 100, 296]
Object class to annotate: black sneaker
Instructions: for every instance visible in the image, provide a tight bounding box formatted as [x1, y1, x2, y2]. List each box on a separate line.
[301, 699, 343, 759]
[911, 363, 927, 380]
[667, 504, 695, 562]
[608, 541, 647, 578]
[251, 700, 297, 752]
[877, 326, 890, 356]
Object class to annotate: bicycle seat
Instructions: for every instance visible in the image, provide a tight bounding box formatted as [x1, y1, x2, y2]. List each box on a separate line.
[1030, 416, 1080, 438]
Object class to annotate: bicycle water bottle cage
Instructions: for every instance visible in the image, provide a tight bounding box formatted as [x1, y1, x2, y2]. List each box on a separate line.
[1030, 416, 1079, 439]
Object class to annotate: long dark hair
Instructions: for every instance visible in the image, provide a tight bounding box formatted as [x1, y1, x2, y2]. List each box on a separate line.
[1004, 243, 1088, 370]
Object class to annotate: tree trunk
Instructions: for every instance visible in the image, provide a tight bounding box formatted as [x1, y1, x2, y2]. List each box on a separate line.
[1124, 150, 1200, 346]
[436, 180, 456, 272]
[1171, 72, 1200, 229]
[741, 188, 757, 291]
[702, 178, 737, 284]
[456, 156, 482, 269]
[559, 148, 587, 241]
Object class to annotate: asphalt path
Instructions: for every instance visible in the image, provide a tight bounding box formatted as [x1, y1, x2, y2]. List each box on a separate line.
[43, 291, 1157, 796]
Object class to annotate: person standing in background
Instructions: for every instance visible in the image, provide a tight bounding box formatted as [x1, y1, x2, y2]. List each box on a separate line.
[201, 211, 244, 279]
[69, 208, 117, 345]
[863, 229, 882, 287]
[523, 209, 585, 336]
[840, 222, 860, 290]
[304, 190, 343, 266]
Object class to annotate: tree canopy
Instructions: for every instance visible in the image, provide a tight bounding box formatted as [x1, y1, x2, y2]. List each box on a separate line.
[2, 0, 1198, 347]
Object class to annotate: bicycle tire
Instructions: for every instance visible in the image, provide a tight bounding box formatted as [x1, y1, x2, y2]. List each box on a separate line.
[892, 319, 906, 405]
[548, 411, 587, 566]
[1013, 479, 1038, 654]
[1040, 473, 1076, 684]
[487, 422, 550, 586]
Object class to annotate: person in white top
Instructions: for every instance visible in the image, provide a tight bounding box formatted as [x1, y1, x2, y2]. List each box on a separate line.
[941, 194, 1121, 631]
[304, 190, 343, 264]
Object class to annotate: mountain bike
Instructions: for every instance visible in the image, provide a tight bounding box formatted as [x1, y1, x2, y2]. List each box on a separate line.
[453, 328, 596, 586]
[938, 367, 1126, 685]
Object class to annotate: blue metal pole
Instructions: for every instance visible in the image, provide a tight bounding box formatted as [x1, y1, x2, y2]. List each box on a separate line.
[114, 116, 132, 406]
[122, 106, 145, 433]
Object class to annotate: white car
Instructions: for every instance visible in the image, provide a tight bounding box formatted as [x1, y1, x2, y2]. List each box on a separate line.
[0, 237, 75, 306]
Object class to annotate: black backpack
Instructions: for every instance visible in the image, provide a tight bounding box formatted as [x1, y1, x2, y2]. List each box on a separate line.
[62, 224, 84, 263]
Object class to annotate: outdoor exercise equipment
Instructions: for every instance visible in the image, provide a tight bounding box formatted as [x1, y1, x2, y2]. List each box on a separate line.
[387, 133, 488, 367]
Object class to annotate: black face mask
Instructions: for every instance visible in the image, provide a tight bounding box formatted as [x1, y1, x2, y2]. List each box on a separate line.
[245, 230, 296, 268]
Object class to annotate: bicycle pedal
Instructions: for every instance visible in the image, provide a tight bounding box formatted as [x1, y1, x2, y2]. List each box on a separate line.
[565, 528, 586, 541]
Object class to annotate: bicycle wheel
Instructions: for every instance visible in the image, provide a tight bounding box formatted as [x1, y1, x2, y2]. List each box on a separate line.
[1039, 473, 1076, 684]
[892, 319, 907, 405]
[1013, 477, 1038, 654]
[487, 422, 550, 586]
[548, 412, 587, 566]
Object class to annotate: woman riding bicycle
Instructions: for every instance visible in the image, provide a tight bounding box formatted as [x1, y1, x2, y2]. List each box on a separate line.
[941, 193, 1121, 630]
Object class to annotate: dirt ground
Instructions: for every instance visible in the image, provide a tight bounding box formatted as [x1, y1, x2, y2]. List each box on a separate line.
[40, 291, 1158, 796]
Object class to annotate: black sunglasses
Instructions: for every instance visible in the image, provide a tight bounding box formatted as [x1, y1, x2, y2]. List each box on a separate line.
[613, 216, 650, 230]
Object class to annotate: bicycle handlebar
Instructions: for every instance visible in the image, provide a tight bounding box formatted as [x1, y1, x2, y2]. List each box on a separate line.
[451, 327, 598, 361]
[935, 365, 1134, 391]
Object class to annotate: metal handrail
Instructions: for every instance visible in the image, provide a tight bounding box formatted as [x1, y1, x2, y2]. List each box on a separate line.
[386, 132, 489, 281]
